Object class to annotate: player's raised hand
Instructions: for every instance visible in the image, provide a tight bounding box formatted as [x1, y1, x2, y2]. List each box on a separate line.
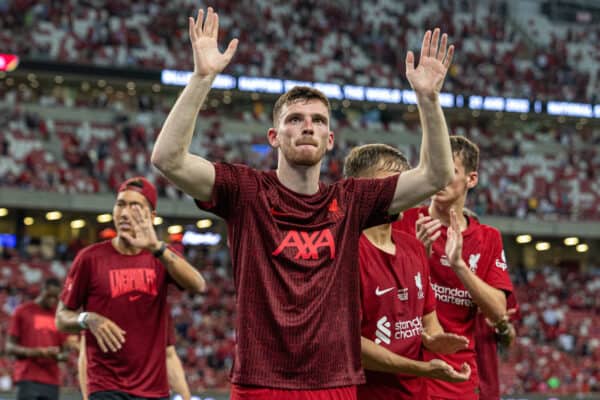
[189, 7, 238, 78]
[119, 204, 159, 252]
[427, 359, 471, 382]
[416, 213, 442, 257]
[445, 209, 466, 269]
[86, 312, 126, 353]
[422, 331, 469, 354]
[406, 28, 454, 100]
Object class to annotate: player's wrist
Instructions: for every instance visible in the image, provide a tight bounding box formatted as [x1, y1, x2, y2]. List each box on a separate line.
[451, 259, 468, 271]
[415, 91, 440, 105]
[152, 241, 167, 258]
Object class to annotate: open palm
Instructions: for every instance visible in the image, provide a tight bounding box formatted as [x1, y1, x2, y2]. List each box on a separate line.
[189, 7, 238, 78]
[445, 210, 464, 268]
[406, 28, 454, 99]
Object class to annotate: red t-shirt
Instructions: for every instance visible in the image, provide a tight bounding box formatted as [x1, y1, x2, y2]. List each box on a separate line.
[196, 163, 398, 389]
[475, 293, 519, 400]
[393, 207, 513, 399]
[60, 241, 173, 397]
[8, 302, 67, 385]
[357, 230, 436, 400]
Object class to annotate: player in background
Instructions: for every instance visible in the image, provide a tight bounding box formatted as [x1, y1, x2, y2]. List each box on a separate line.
[55, 177, 205, 400]
[78, 311, 191, 400]
[152, 5, 455, 399]
[344, 143, 470, 400]
[417, 208, 519, 400]
[394, 136, 514, 400]
[6, 278, 77, 400]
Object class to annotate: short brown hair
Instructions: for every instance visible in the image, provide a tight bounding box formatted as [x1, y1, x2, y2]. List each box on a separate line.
[450, 136, 479, 173]
[272, 86, 331, 126]
[343, 144, 410, 178]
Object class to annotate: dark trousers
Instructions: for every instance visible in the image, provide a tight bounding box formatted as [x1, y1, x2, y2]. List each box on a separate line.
[89, 391, 169, 400]
[16, 381, 59, 400]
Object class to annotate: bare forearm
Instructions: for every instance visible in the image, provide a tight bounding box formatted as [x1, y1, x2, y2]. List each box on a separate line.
[453, 262, 506, 322]
[415, 94, 454, 188]
[78, 338, 88, 400]
[152, 74, 214, 173]
[56, 302, 84, 333]
[158, 246, 206, 294]
[361, 337, 428, 376]
[422, 311, 444, 336]
[6, 342, 38, 358]
[167, 347, 191, 400]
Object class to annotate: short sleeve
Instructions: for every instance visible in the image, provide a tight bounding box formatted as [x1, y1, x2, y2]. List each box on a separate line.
[60, 250, 92, 310]
[195, 162, 258, 219]
[482, 230, 513, 293]
[349, 175, 399, 230]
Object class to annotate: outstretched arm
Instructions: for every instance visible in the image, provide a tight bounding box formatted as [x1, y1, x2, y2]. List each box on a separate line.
[152, 7, 238, 201]
[389, 29, 455, 214]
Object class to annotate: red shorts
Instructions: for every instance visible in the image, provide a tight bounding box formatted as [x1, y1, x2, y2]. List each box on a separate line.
[231, 384, 357, 400]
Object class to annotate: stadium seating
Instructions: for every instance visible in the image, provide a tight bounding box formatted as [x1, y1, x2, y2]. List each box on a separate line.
[1, 0, 595, 101]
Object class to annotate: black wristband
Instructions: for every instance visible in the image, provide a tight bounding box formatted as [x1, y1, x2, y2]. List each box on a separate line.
[153, 242, 167, 258]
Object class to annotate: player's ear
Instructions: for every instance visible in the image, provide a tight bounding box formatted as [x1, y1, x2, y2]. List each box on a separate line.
[267, 128, 279, 148]
[326, 131, 334, 150]
[467, 171, 478, 189]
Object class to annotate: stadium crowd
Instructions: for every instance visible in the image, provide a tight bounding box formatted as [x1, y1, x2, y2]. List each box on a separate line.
[0, 0, 596, 101]
[1, 81, 599, 220]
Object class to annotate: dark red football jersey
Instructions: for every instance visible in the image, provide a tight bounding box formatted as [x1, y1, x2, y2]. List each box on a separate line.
[394, 206, 513, 399]
[196, 162, 398, 389]
[9, 302, 68, 385]
[358, 229, 436, 399]
[61, 241, 173, 397]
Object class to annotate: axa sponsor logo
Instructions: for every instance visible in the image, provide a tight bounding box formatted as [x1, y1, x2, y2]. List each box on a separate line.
[495, 250, 508, 271]
[374, 316, 392, 345]
[469, 253, 480, 273]
[109, 268, 158, 300]
[272, 229, 335, 260]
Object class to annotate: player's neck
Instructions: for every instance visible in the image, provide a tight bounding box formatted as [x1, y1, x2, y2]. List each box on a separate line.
[275, 159, 321, 195]
[112, 236, 142, 256]
[429, 201, 468, 232]
[363, 224, 395, 255]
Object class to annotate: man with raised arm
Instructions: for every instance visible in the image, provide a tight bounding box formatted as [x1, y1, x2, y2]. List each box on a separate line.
[55, 177, 205, 400]
[152, 6, 455, 400]
[395, 136, 514, 400]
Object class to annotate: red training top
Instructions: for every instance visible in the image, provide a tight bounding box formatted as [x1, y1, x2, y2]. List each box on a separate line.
[197, 162, 398, 389]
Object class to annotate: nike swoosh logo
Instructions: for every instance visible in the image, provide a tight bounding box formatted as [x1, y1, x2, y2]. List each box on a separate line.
[375, 287, 394, 296]
[128, 294, 142, 302]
